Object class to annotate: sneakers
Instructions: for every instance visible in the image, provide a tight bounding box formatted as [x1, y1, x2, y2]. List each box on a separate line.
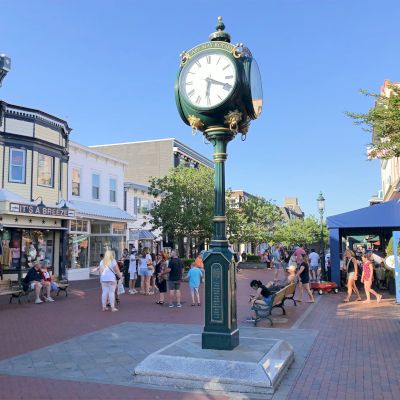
[168, 304, 174, 308]
[44, 296, 55, 302]
[176, 303, 182, 308]
[35, 299, 43, 304]
[129, 289, 137, 294]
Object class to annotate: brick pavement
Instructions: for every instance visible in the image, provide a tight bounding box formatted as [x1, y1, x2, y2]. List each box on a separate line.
[287, 294, 400, 400]
[0, 268, 398, 399]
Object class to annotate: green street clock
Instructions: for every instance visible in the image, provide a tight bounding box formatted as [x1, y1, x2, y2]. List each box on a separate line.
[175, 17, 263, 135]
[175, 17, 263, 351]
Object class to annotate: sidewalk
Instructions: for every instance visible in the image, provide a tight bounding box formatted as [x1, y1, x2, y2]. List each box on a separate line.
[0, 269, 398, 399]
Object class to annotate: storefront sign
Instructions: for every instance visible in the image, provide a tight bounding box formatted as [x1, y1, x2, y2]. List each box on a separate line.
[9, 203, 75, 218]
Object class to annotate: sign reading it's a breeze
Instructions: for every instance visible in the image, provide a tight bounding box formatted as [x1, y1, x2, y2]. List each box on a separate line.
[9, 203, 75, 218]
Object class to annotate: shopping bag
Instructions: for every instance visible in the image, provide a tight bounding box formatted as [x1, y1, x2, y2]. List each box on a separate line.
[117, 281, 125, 295]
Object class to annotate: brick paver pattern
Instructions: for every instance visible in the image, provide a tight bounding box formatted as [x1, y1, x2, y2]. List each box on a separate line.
[0, 268, 399, 399]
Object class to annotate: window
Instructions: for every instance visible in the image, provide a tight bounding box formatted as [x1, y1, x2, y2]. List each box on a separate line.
[109, 178, 117, 203]
[9, 148, 26, 183]
[72, 168, 81, 196]
[38, 153, 54, 187]
[92, 174, 100, 200]
[70, 220, 89, 233]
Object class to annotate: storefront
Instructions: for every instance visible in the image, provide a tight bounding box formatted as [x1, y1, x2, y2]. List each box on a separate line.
[66, 200, 134, 280]
[0, 190, 74, 280]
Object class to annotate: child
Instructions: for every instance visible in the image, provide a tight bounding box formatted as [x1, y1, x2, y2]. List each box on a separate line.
[40, 263, 55, 302]
[128, 250, 137, 294]
[187, 263, 203, 306]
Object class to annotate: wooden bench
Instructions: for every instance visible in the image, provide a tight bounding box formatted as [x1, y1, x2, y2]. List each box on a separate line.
[0, 280, 26, 304]
[282, 282, 297, 307]
[251, 286, 287, 326]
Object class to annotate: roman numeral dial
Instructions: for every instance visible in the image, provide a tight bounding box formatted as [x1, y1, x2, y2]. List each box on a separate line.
[179, 52, 236, 108]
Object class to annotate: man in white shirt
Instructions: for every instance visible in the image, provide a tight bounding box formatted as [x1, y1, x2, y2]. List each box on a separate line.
[309, 249, 320, 282]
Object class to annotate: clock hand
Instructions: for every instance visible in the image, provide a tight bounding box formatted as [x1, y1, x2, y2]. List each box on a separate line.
[205, 79, 211, 97]
[206, 77, 232, 91]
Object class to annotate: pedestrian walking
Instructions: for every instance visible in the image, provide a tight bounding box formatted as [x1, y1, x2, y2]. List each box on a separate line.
[343, 250, 361, 303]
[122, 248, 130, 288]
[99, 250, 122, 312]
[295, 254, 314, 303]
[293, 245, 306, 269]
[186, 263, 203, 306]
[361, 254, 382, 303]
[165, 251, 184, 308]
[272, 246, 282, 282]
[155, 252, 168, 305]
[308, 249, 320, 282]
[128, 250, 137, 294]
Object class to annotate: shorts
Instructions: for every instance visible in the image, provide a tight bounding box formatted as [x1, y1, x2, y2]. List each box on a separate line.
[273, 262, 281, 269]
[300, 276, 310, 284]
[347, 272, 355, 279]
[139, 268, 153, 277]
[30, 281, 41, 290]
[129, 272, 137, 280]
[190, 286, 199, 295]
[263, 296, 272, 305]
[310, 265, 319, 271]
[168, 281, 181, 291]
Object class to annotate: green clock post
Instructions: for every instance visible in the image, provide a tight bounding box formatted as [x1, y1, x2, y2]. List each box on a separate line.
[175, 17, 263, 350]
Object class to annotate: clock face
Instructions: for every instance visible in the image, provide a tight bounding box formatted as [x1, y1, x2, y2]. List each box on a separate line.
[249, 59, 263, 118]
[179, 52, 237, 109]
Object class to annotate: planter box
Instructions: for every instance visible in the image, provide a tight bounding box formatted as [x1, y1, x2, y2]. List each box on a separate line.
[66, 267, 90, 281]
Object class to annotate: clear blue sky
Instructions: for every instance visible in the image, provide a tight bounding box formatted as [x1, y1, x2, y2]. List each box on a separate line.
[1, 0, 399, 217]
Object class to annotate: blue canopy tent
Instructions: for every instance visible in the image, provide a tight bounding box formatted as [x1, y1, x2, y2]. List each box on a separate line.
[327, 199, 400, 285]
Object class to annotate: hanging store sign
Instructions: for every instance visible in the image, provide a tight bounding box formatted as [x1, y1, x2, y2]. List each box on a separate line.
[9, 203, 75, 218]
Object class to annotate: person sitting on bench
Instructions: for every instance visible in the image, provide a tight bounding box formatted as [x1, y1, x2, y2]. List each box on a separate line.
[249, 280, 273, 320]
[23, 260, 54, 304]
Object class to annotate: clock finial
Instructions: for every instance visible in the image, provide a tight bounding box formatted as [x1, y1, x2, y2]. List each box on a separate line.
[209, 16, 231, 43]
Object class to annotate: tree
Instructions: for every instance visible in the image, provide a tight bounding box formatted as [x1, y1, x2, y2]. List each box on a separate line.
[346, 83, 400, 159]
[228, 196, 284, 249]
[147, 165, 214, 257]
[274, 216, 328, 248]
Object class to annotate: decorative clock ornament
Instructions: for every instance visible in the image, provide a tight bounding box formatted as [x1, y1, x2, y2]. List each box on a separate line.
[175, 16, 263, 137]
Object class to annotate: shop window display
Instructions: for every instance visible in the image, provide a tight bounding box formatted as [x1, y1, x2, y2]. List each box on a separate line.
[0, 228, 54, 271]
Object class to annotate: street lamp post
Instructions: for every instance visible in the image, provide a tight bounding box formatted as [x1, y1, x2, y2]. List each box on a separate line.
[317, 192, 326, 281]
[0, 54, 11, 87]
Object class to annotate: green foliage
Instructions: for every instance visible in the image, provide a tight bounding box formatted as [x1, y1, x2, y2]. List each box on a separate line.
[147, 165, 214, 251]
[227, 195, 284, 247]
[274, 216, 328, 247]
[182, 258, 196, 270]
[346, 84, 400, 159]
[386, 237, 400, 256]
[246, 254, 261, 262]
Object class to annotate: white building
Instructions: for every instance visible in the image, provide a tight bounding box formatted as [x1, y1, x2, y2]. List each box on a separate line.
[66, 141, 134, 280]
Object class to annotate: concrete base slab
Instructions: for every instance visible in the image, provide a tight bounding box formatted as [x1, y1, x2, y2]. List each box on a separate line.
[133, 334, 294, 397]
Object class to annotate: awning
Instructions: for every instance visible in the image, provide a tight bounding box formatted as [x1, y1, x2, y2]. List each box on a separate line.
[129, 229, 156, 241]
[68, 200, 135, 222]
[327, 199, 400, 229]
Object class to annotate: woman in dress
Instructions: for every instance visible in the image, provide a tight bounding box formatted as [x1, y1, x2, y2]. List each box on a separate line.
[99, 250, 122, 312]
[343, 250, 361, 303]
[295, 254, 314, 303]
[155, 252, 168, 304]
[361, 254, 382, 303]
